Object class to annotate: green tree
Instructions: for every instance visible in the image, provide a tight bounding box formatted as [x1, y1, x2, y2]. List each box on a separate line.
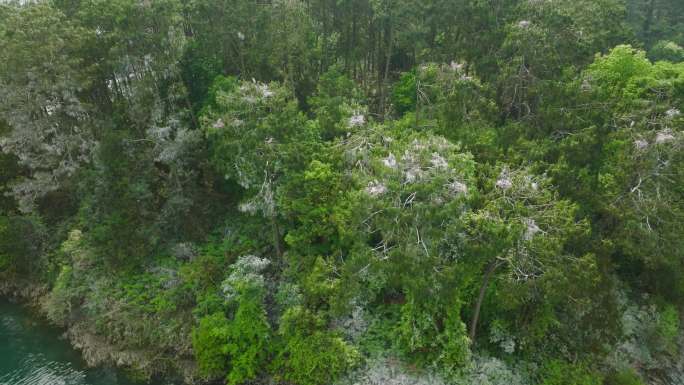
[202, 78, 319, 257]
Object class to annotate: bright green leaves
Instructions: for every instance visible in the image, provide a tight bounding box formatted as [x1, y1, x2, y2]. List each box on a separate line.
[392, 70, 417, 116]
[272, 331, 357, 385]
[193, 255, 273, 385]
[604, 368, 645, 385]
[223, 255, 272, 385]
[397, 297, 471, 373]
[656, 304, 680, 354]
[192, 312, 232, 379]
[538, 360, 603, 385]
[223, 295, 271, 385]
[584, 45, 653, 101]
[281, 159, 345, 258]
[272, 306, 359, 385]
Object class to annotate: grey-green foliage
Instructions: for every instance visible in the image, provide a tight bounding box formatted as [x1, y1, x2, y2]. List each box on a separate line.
[339, 124, 476, 367]
[221, 254, 270, 302]
[457, 355, 528, 385]
[650, 40, 684, 62]
[0, 3, 96, 212]
[203, 79, 316, 218]
[339, 357, 448, 385]
[608, 289, 682, 373]
[340, 354, 528, 385]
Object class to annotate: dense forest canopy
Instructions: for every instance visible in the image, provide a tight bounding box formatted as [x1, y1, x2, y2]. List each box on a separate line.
[0, 0, 683, 384]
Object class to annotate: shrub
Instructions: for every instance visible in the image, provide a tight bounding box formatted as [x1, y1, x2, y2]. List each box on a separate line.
[392, 70, 417, 115]
[539, 360, 602, 385]
[224, 295, 271, 385]
[396, 299, 471, 372]
[604, 368, 644, 385]
[656, 304, 680, 353]
[192, 312, 231, 379]
[44, 265, 76, 325]
[272, 307, 359, 385]
[192, 254, 273, 385]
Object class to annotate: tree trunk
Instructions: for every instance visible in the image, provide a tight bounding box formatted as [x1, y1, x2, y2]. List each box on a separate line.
[469, 259, 501, 343]
[643, 0, 656, 46]
[379, 3, 393, 120]
[271, 216, 283, 258]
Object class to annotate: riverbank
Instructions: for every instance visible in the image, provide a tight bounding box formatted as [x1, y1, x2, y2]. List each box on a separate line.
[0, 277, 47, 304]
[0, 298, 162, 385]
[0, 276, 195, 385]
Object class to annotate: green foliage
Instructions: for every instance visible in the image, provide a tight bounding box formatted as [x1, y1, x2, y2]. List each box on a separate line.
[655, 304, 680, 353]
[224, 295, 271, 385]
[272, 307, 359, 385]
[571, 46, 684, 299]
[201, 78, 319, 248]
[193, 302, 272, 384]
[627, 0, 684, 48]
[0, 2, 94, 212]
[539, 360, 602, 385]
[397, 298, 471, 372]
[392, 70, 417, 115]
[0, 215, 44, 276]
[80, 132, 159, 269]
[2, 1, 684, 384]
[604, 368, 645, 385]
[650, 41, 684, 62]
[192, 312, 232, 379]
[192, 254, 273, 384]
[44, 264, 76, 325]
[281, 159, 345, 258]
[309, 66, 365, 139]
[584, 45, 653, 99]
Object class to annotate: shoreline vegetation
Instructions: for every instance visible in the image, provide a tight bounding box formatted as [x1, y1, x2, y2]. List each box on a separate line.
[1, 1, 683, 385]
[0, 279, 194, 384]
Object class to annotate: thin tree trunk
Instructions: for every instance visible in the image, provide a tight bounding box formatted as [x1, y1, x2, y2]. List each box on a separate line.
[415, 76, 420, 129]
[469, 259, 501, 342]
[415, 43, 420, 129]
[379, 3, 393, 120]
[643, 0, 656, 45]
[271, 216, 283, 258]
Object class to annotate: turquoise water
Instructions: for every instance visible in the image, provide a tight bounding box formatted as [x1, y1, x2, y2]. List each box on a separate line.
[0, 299, 158, 385]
